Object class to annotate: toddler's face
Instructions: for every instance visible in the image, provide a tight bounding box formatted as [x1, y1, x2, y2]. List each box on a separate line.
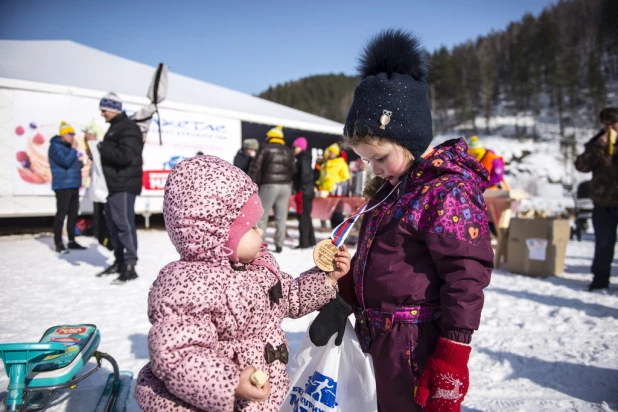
[352, 140, 413, 186]
[236, 226, 263, 263]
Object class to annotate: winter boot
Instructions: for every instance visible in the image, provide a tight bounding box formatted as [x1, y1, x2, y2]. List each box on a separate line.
[96, 261, 124, 277]
[68, 240, 87, 250]
[55, 243, 68, 254]
[112, 264, 138, 284]
[588, 282, 609, 292]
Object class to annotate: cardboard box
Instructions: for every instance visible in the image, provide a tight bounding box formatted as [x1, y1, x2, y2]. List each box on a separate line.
[506, 218, 570, 277]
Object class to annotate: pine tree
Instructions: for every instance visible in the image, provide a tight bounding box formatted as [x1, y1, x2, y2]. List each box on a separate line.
[587, 51, 607, 120]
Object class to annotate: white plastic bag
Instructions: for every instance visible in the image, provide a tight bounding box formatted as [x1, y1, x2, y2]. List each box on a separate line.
[281, 317, 377, 412]
[87, 140, 108, 203]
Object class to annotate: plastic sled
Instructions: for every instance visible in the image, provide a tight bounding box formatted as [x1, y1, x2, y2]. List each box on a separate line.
[0, 324, 131, 412]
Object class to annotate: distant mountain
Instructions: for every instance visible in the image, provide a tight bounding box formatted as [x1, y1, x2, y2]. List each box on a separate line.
[258, 0, 618, 139]
[258, 74, 357, 124]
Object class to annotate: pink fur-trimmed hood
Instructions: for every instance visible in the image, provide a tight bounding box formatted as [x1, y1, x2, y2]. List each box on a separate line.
[163, 155, 260, 263]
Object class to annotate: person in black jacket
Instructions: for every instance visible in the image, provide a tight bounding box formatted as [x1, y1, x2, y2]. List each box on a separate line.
[249, 126, 297, 252]
[292, 137, 316, 249]
[574, 107, 618, 291]
[89, 92, 144, 283]
[233, 138, 259, 174]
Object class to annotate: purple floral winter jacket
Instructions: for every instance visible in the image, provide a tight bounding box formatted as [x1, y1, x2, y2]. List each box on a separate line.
[134, 156, 336, 412]
[339, 138, 494, 344]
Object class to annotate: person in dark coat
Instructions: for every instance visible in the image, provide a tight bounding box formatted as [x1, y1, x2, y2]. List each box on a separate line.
[249, 126, 297, 253]
[233, 139, 259, 174]
[314, 30, 493, 412]
[91, 92, 144, 283]
[574, 107, 618, 292]
[48, 121, 86, 253]
[292, 137, 316, 249]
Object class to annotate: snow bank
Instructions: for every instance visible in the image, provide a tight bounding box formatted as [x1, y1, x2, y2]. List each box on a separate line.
[0, 228, 616, 411]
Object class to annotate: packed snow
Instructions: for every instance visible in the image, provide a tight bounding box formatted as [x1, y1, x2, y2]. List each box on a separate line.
[0, 223, 616, 412]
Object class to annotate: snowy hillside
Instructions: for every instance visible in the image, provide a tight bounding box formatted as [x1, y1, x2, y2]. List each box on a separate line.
[435, 85, 618, 207]
[0, 225, 616, 412]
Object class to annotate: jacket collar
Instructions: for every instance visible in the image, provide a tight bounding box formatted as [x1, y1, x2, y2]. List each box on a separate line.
[109, 112, 128, 125]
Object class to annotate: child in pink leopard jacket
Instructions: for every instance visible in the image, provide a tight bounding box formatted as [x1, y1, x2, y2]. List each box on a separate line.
[134, 155, 350, 412]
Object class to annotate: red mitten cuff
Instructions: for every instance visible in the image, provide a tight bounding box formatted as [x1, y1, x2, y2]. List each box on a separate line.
[432, 337, 471, 368]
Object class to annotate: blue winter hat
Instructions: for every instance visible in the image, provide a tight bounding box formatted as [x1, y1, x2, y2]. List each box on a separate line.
[99, 92, 123, 113]
[343, 29, 433, 162]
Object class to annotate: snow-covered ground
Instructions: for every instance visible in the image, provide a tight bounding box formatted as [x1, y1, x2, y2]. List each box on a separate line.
[0, 224, 617, 412]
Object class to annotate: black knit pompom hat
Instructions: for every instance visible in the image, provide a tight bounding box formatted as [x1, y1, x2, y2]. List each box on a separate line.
[343, 29, 433, 162]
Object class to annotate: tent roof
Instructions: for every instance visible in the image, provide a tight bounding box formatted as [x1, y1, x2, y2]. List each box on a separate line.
[0, 40, 344, 135]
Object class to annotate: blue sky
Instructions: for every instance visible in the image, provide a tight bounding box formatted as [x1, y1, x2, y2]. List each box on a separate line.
[1, 0, 555, 95]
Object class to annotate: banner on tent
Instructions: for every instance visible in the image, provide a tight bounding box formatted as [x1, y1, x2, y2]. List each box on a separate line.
[11, 89, 241, 196]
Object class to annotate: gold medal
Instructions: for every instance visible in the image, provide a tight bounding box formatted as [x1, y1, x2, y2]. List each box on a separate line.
[313, 238, 339, 272]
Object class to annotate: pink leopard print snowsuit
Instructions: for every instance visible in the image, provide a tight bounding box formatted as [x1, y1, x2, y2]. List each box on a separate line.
[134, 156, 336, 412]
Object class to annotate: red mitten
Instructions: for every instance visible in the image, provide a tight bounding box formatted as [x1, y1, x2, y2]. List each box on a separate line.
[414, 337, 471, 412]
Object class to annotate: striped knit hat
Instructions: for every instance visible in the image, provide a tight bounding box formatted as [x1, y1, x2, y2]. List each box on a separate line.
[99, 92, 123, 113]
[266, 125, 284, 139]
[59, 121, 75, 135]
[469, 136, 483, 149]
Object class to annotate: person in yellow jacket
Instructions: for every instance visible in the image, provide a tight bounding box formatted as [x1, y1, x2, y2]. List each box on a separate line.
[468, 136, 509, 190]
[316, 143, 350, 195]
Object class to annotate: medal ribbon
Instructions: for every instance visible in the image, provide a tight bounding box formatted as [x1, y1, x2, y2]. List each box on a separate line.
[330, 181, 402, 247]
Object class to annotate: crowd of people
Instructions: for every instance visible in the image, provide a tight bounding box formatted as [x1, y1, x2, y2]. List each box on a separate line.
[50, 92, 144, 284]
[232, 126, 354, 252]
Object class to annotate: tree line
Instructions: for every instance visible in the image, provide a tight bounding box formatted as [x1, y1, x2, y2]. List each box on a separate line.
[430, 0, 617, 138]
[259, 0, 617, 141]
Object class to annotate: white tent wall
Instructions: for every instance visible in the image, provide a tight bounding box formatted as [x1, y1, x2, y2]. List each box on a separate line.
[0, 40, 344, 221]
[0, 79, 166, 218]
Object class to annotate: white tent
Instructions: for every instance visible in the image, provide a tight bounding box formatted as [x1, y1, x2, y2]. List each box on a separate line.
[0, 40, 344, 218]
[0, 40, 343, 133]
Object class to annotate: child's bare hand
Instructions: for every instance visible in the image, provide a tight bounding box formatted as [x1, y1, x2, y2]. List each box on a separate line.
[328, 244, 351, 282]
[235, 367, 270, 402]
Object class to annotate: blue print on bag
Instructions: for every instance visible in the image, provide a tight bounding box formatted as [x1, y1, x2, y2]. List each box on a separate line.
[289, 371, 338, 411]
[305, 372, 337, 407]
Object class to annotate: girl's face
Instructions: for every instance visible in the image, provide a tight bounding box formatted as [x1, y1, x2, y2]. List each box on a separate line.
[352, 140, 414, 186]
[236, 226, 263, 263]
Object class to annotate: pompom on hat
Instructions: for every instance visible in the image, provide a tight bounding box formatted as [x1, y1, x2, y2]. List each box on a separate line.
[266, 125, 284, 139]
[343, 29, 433, 162]
[59, 121, 75, 135]
[99, 92, 123, 114]
[468, 136, 483, 150]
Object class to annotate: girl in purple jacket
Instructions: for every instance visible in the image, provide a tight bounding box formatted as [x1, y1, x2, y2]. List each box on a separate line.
[335, 30, 494, 411]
